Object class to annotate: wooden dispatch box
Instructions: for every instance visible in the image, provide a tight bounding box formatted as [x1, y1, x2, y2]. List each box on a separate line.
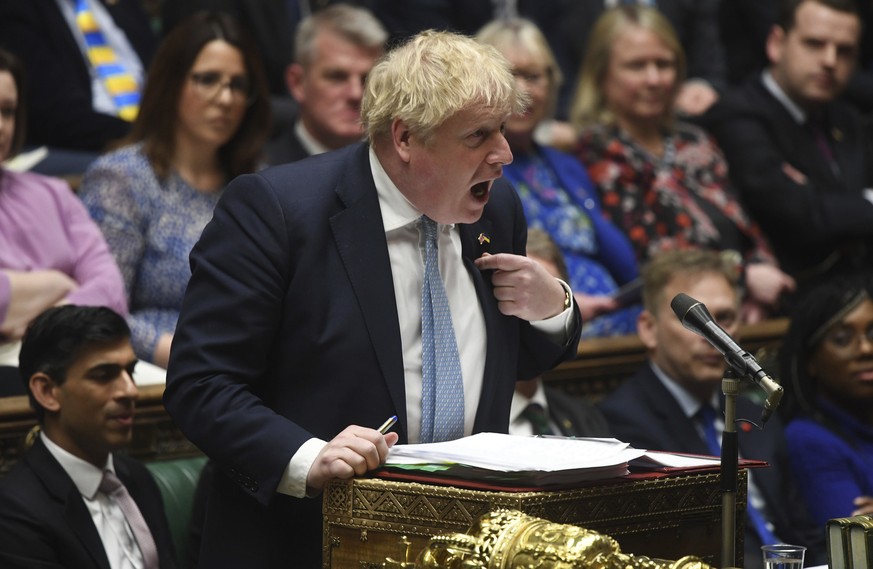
[322, 470, 747, 568]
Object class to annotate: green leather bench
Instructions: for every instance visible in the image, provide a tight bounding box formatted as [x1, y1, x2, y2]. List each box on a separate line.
[145, 455, 208, 567]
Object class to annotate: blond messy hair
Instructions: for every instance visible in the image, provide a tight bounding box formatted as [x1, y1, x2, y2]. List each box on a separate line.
[362, 30, 527, 145]
[641, 250, 738, 317]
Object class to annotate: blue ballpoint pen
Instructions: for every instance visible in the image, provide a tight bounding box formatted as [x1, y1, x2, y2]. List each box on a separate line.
[378, 415, 398, 434]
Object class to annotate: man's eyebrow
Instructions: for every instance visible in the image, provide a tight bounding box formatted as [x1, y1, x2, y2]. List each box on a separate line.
[85, 361, 137, 376]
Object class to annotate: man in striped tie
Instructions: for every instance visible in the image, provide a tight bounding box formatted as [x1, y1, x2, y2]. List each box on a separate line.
[0, 0, 156, 162]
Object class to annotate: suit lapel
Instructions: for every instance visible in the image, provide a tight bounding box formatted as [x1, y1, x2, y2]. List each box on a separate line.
[27, 439, 110, 569]
[637, 366, 712, 455]
[459, 219, 506, 432]
[38, 0, 92, 87]
[825, 108, 864, 193]
[329, 145, 407, 433]
[755, 80, 844, 189]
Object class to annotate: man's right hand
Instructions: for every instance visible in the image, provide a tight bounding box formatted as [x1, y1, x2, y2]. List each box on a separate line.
[305, 425, 399, 492]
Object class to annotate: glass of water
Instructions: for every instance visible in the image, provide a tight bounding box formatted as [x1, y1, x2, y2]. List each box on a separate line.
[761, 543, 806, 569]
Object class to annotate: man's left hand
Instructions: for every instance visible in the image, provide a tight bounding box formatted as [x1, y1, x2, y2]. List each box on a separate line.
[475, 253, 567, 321]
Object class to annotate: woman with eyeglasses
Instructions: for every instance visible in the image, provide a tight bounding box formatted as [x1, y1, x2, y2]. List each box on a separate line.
[476, 18, 641, 338]
[778, 273, 873, 525]
[79, 11, 271, 368]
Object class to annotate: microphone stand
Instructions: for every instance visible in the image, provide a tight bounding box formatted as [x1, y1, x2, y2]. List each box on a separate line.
[719, 368, 741, 569]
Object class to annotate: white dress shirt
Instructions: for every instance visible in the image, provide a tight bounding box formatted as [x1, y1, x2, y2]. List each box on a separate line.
[42, 433, 145, 569]
[277, 147, 575, 497]
[508, 382, 559, 437]
[294, 120, 331, 156]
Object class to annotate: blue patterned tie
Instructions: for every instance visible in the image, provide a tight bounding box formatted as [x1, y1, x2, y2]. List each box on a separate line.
[419, 216, 465, 443]
[697, 404, 779, 546]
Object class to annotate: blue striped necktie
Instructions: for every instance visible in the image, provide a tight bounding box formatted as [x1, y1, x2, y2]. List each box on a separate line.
[697, 404, 779, 547]
[419, 216, 465, 443]
[74, 0, 141, 121]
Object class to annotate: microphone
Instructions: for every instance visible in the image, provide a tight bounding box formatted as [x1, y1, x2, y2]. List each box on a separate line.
[670, 293, 783, 424]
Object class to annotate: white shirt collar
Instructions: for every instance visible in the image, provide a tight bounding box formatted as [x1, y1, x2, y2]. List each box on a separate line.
[762, 70, 807, 125]
[509, 381, 550, 424]
[649, 361, 720, 419]
[41, 431, 114, 500]
[368, 146, 457, 233]
[294, 120, 331, 156]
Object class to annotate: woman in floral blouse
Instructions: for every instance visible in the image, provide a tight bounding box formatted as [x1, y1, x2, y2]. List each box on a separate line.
[570, 5, 794, 322]
[477, 18, 641, 337]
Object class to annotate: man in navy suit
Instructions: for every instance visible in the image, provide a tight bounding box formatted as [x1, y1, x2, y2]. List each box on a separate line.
[598, 250, 825, 569]
[0, 306, 177, 568]
[165, 30, 581, 567]
[701, 0, 873, 284]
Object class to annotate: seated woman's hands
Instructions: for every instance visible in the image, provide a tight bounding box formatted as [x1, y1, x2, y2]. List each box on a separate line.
[1, 270, 77, 340]
[742, 263, 796, 323]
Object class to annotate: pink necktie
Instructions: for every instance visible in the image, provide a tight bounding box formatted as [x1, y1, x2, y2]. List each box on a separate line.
[100, 470, 160, 569]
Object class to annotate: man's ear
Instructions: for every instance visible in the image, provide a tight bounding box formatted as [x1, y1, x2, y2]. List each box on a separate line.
[637, 309, 658, 351]
[390, 118, 413, 163]
[766, 25, 785, 66]
[285, 63, 306, 102]
[29, 373, 61, 414]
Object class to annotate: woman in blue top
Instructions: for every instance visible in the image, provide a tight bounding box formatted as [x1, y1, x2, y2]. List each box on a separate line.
[779, 273, 873, 525]
[80, 12, 271, 368]
[477, 18, 640, 337]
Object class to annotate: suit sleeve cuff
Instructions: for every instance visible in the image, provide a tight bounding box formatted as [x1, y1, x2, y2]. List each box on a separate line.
[529, 279, 576, 344]
[276, 437, 327, 498]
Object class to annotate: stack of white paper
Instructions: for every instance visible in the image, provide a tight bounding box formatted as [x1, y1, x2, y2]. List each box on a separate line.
[384, 433, 646, 486]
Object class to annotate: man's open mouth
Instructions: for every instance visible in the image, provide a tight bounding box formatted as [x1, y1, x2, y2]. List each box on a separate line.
[471, 181, 490, 199]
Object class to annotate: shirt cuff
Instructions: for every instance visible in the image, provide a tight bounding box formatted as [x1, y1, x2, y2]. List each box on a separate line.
[863, 188, 873, 205]
[276, 437, 327, 498]
[529, 279, 576, 344]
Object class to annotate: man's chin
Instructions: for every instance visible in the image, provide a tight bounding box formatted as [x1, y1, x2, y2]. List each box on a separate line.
[697, 367, 729, 385]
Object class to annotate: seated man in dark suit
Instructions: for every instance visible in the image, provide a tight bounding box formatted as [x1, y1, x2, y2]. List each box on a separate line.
[266, 4, 387, 164]
[598, 250, 825, 569]
[0, 305, 177, 568]
[700, 0, 873, 285]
